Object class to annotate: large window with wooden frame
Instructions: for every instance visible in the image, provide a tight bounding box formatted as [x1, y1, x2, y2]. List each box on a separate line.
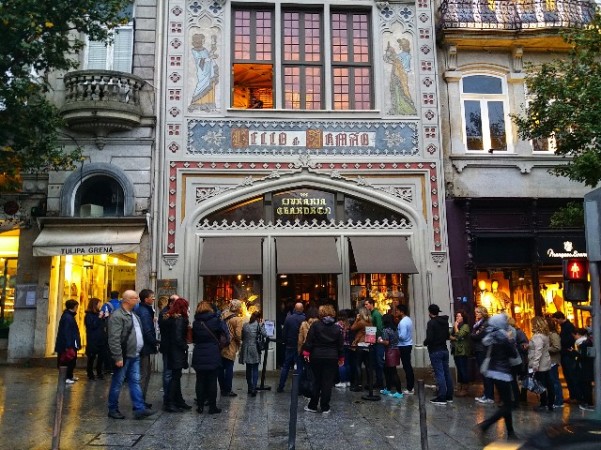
[231, 7, 372, 110]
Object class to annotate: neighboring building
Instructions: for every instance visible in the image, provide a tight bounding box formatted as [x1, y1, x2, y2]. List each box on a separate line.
[155, 0, 452, 369]
[6, 1, 158, 362]
[437, 0, 594, 335]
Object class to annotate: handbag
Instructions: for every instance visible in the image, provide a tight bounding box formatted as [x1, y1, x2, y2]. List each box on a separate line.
[59, 347, 77, 365]
[384, 346, 400, 368]
[480, 345, 492, 373]
[255, 322, 267, 352]
[186, 326, 193, 344]
[521, 374, 546, 395]
[299, 365, 315, 398]
[201, 321, 228, 350]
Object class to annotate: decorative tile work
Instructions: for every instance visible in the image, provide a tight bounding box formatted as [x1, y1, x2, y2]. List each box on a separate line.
[187, 120, 419, 156]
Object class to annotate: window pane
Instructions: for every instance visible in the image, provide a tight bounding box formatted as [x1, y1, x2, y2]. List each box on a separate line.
[87, 40, 108, 69]
[256, 11, 273, 61]
[488, 101, 507, 150]
[463, 75, 503, 94]
[284, 67, 301, 109]
[305, 13, 321, 62]
[113, 28, 133, 72]
[283, 12, 300, 61]
[464, 100, 484, 150]
[352, 14, 369, 63]
[354, 68, 371, 110]
[333, 68, 349, 109]
[234, 11, 251, 60]
[331, 13, 348, 62]
[232, 63, 273, 108]
[305, 67, 321, 110]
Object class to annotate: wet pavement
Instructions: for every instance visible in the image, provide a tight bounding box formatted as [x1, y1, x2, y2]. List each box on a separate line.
[0, 365, 595, 450]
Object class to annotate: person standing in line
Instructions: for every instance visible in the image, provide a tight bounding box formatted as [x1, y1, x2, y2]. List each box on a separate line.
[552, 311, 580, 403]
[545, 317, 564, 408]
[161, 297, 192, 412]
[472, 306, 495, 404]
[277, 302, 305, 393]
[240, 311, 267, 396]
[159, 294, 177, 409]
[349, 306, 371, 391]
[423, 303, 453, 405]
[302, 304, 344, 414]
[192, 301, 230, 414]
[218, 299, 244, 397]
[397, 304, 415, 395]
[528, 316, 554, 411]
[573, 328, 595, 411]
[55, 299, 81, 384]
[136, 289, 159, 408]
[450, 310, 472, 397]
[335, 309, 353, 388]
[507, 316, 528, 407]
[379, 313, 403, 398]
[476, 313, 518, 442]
[107, 290, 155, 420]
[84, 298, 105, 380]
[364, 298, 385, 388]
[100, 291, 121, 372]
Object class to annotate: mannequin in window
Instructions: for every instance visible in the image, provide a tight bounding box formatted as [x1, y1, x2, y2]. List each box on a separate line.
[248, 96, 263, 109]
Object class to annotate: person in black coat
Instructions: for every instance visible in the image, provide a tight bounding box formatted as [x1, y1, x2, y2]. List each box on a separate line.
[302, 304, 344, 414]
[161, 297, 191, 412]
[192, 301, 230, 414]
[136, 289, 159, 404]
[84, 298, 106, 380]
[55, 299, 81, 384]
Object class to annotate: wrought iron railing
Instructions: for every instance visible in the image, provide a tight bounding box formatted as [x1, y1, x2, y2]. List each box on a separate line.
[439, 0, 596, 31]
[62, 70, 144, 106]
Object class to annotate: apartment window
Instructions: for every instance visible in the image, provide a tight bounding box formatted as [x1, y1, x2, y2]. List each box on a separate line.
[85, 24, 134, 73]
[461, 75, 509, 152]
[231, 7, 372, 110]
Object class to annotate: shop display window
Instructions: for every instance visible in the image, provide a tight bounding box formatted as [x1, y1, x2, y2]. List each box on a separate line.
[47, 253, 136, 356]
[0, 257, 17, 326]
[351, 273, 408, 314]
[203, 274, 262, 318]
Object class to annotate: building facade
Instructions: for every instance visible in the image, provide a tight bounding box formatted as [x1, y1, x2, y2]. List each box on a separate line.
[154, 0, 452, 369]
[437, 0, 594, 335]
[5, 1, 158, 362]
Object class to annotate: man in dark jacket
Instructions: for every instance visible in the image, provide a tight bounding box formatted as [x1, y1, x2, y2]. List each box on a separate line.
[159, 294, 177, 409]
[423, 304, 452, 405]
[136, 289, 159, 407]
[277, 302, 305, 392]
[55, 299, 81, 384]
[552, 311, 579, 402]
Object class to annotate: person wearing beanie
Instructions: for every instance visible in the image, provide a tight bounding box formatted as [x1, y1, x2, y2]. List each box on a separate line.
[423, 304, 452, 405]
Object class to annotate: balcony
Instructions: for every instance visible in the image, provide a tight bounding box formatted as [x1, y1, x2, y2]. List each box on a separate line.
[438, 0, 595, 48]
[60, 70, 145, 147]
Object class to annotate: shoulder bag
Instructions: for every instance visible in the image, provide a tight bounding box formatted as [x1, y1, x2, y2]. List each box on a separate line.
[201, 321, 228, 350]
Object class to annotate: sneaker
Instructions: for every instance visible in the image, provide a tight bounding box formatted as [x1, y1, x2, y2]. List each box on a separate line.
[474, 395, 486, 402]
[345, 382, 351, 387]
[380, 389, 392, 396]
[476, 396, 494, 404]
[134, 409, 157, 419]
[335, 382, 346, 388]
[430, 397, 447, 405]
[482, 398, 495, 404]
[304, 405, 318, 413]
[554, 403, 565, 408]
[424, 384, 437, 389]
[322, 409, 331, 415]
[391, 392, 404, 399]
[446, 397, 454, 403]
[579, 404, 595, 411]
[108, 410, 125, 419]
[65, 379, 75, 385]
[402, 389, 414, 395]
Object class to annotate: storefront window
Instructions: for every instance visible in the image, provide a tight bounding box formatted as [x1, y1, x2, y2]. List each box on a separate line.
[345, 196, 408, 223]
[273, 188, 335, 223]
[47, 253, 136, 356]
[351, 273, 408, 314]
[203, 274, 262, 318]
[0, 230, 18, 330]
[205, 197, 264, 224]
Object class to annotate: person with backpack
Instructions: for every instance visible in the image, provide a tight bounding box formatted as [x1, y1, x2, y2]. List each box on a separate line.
[218, 299, 244, 397]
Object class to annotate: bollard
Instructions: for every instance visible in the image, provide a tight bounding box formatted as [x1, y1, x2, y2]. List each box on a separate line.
[288, 371, 300, 450]
[417, 379, 429, 450]
[52, 366, 67, 450]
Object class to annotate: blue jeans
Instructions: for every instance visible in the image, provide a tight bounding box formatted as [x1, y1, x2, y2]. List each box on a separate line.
[218, 357, 235, 393]
[429, 349, 453, 399]
[454, 355, 469, 384]
[108, 356, 145, 412]
[549, 364, 564, 406]
[278, 347, 300, 390]
[162, 353, 172, 403]
[246, 363, 259, 390]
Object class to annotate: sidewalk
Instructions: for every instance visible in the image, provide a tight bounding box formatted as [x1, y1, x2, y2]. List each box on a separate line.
[0, 366, 592, 450]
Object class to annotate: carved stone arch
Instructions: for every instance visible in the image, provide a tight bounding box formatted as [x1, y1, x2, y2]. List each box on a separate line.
[60, 163, 136, 216]
[185, 171, 424, 231]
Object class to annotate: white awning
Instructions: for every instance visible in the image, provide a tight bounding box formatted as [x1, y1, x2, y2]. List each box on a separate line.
[199, 237, 263, 275]
[276, 237, 341, 274]
[33, 225, 145, 256]
[349, 236, 418, 274]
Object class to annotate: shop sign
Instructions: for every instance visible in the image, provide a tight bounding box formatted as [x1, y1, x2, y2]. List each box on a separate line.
[273, 190, 335, 222]
[157, 279, 178, 305]
[59, 246, 115, 255]
[546, 241, 587, 258]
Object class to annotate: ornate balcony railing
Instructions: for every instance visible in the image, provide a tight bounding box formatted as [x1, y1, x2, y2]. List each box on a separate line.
[60, 70, 145, 145]
[439, 0, 595, 31]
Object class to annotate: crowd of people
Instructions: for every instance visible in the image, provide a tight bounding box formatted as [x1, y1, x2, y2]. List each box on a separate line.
[54, 292, 594, 432]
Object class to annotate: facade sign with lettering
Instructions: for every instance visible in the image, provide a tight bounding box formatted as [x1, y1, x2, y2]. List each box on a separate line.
[273, 189, 335, 223]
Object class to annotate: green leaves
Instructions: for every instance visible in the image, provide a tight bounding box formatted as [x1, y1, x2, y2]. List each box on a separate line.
[0, 0, 132, 192]
[513, 10, 601, 187]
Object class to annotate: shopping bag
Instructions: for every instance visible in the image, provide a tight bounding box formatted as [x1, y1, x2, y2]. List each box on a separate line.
[520, 375, 546, 395]
[299, 365, 315, 398]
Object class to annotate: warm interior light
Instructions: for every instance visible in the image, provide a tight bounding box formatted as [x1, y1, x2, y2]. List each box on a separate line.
[478, 280, 487, 291]
[491, 280, 499, 291]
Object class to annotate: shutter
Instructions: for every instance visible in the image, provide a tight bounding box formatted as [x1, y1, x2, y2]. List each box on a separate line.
[87, 39, 108, 70]
[112, 27, 133, 72]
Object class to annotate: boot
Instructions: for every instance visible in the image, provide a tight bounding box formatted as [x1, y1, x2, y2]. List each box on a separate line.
[456, 383, 468, 397]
